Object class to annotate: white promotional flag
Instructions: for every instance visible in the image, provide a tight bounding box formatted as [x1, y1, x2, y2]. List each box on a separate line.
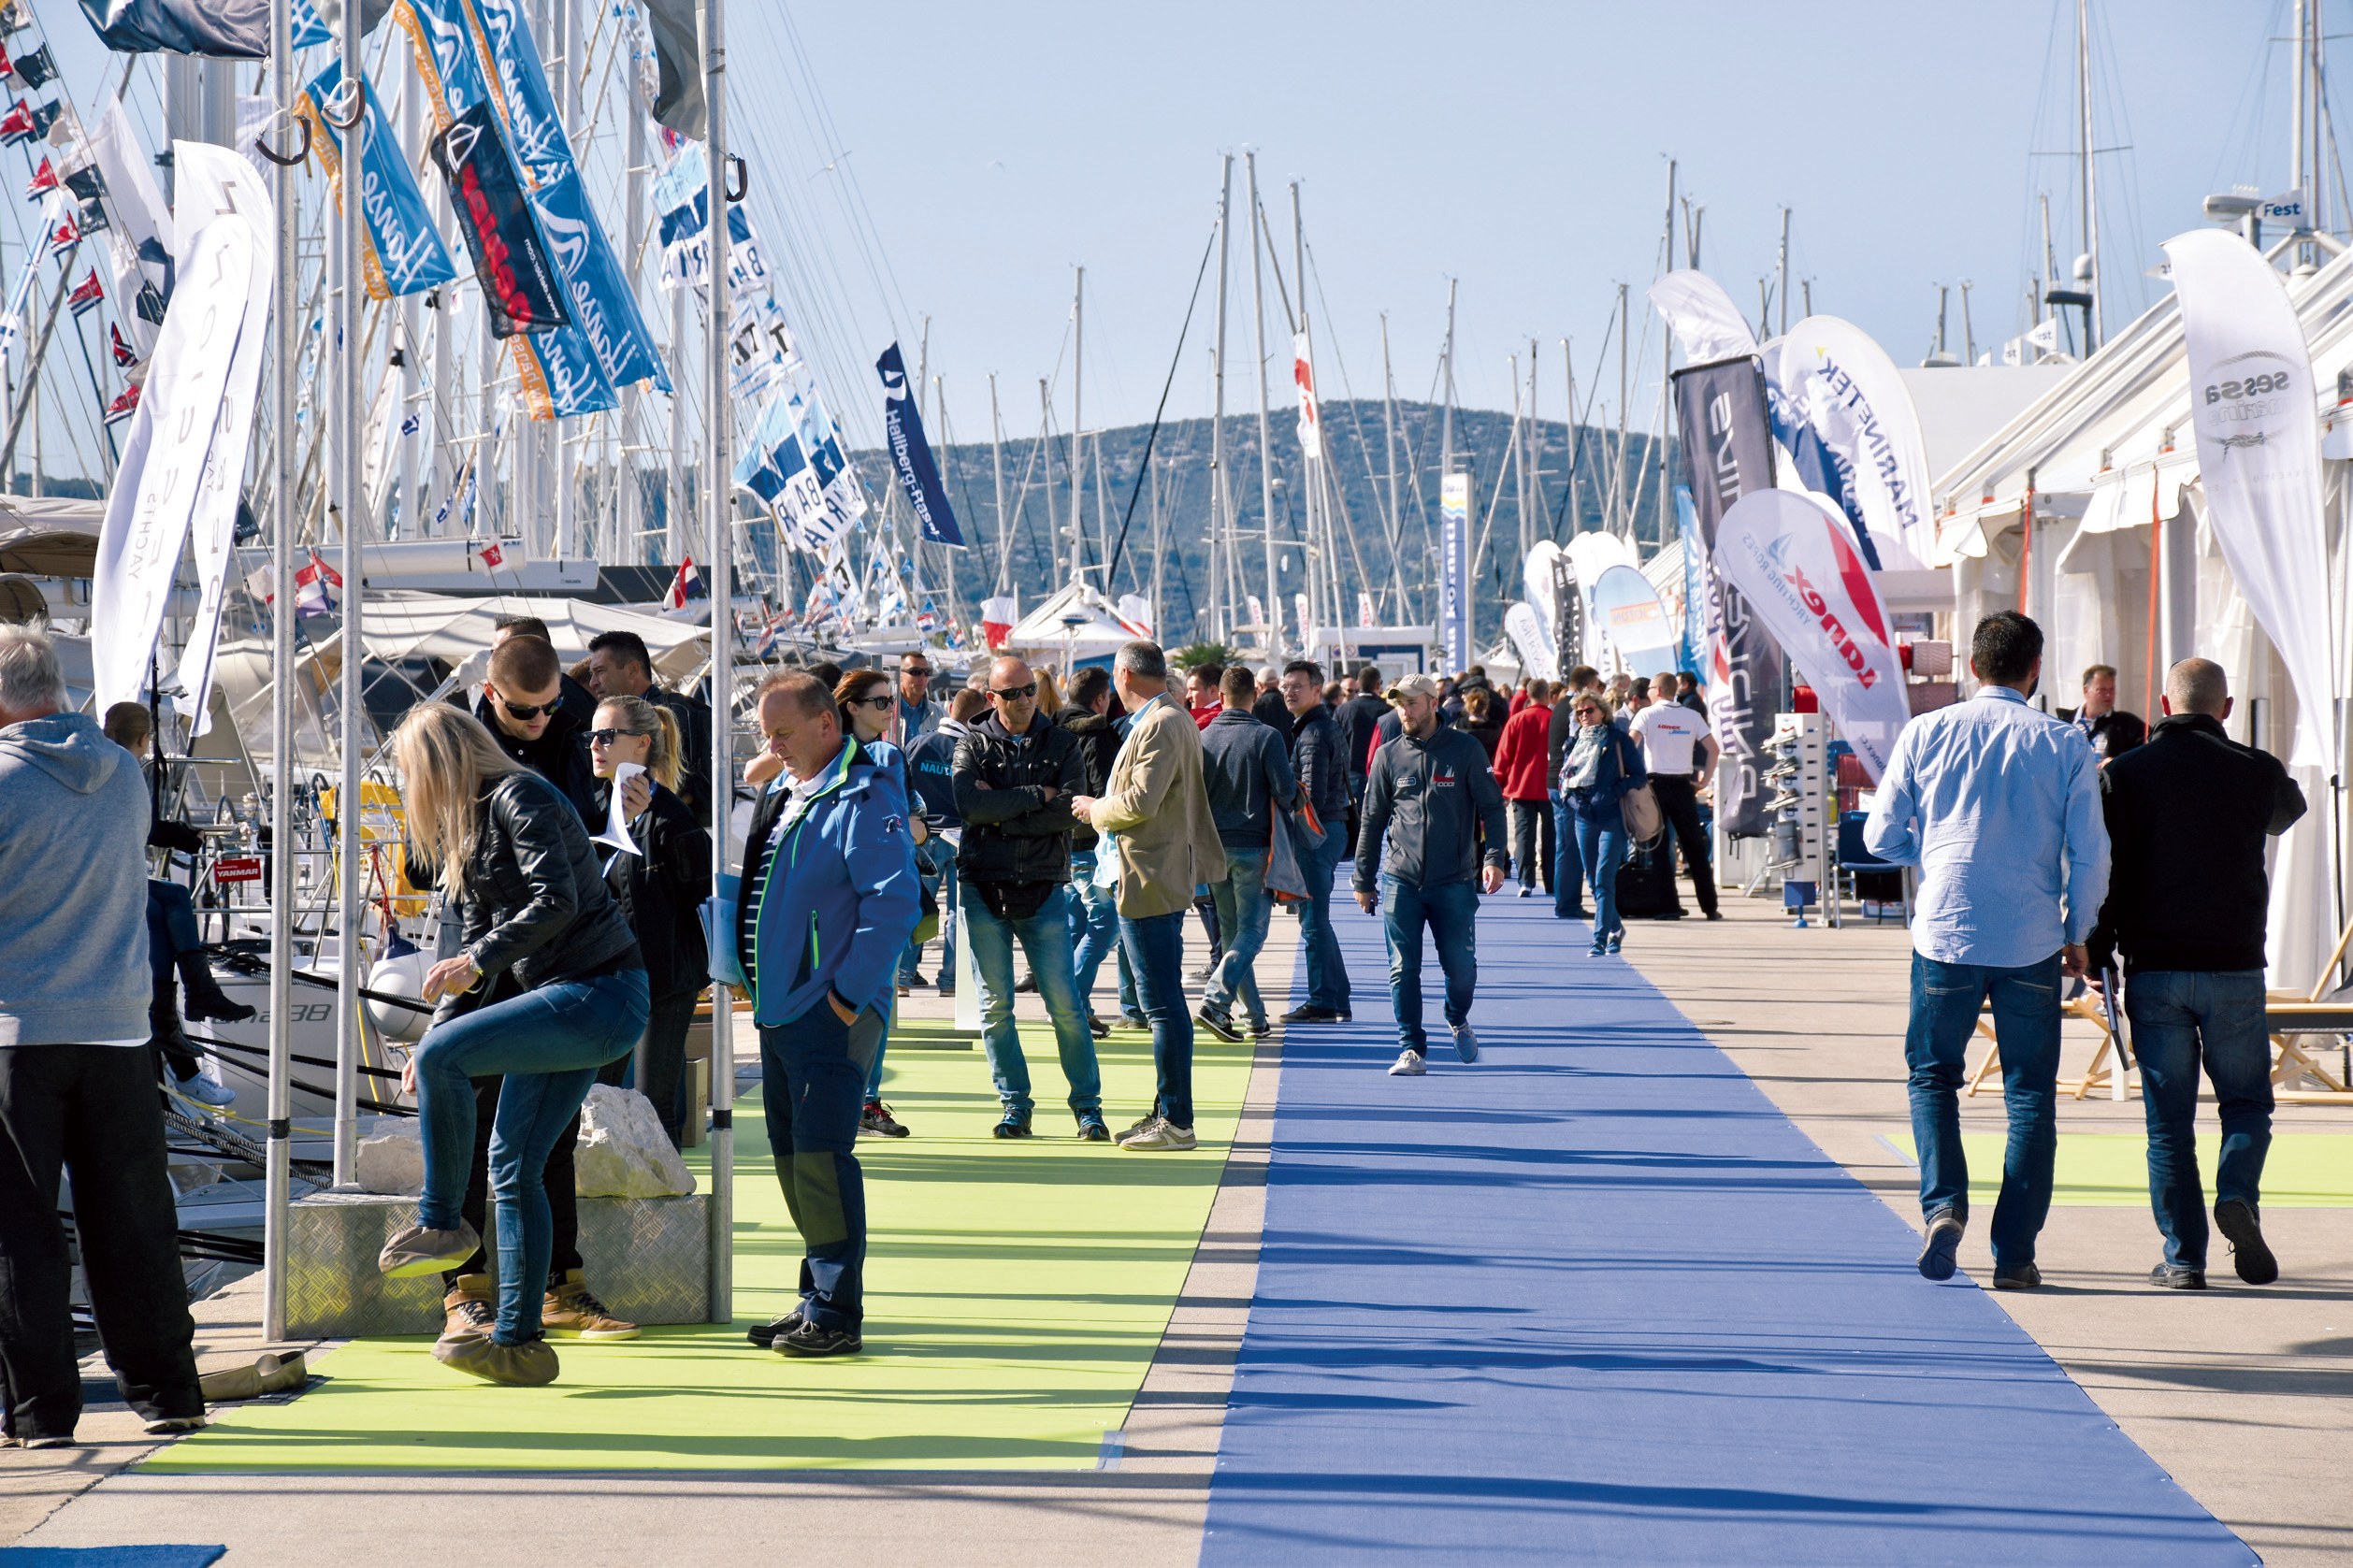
[1502, 602, 1558, 683]
[1649, 269, 1759, 364]
[2164, 227, 2340, 769]
[1713, 489, 1911, 781]
[1116, 593, 1154, 638]
[2027, 317, 2059, 352]
[1770, 317, 1937, 568]
[1292, 333, 1322, 456]
[166, 142, 277, 735]
[92, 215, 261, 716]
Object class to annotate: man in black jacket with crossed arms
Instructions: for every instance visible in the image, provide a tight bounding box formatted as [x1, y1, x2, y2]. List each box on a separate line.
[1354, 673, 1509, 1077]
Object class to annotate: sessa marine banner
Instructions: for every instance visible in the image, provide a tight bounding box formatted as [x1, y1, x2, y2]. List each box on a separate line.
[1670, 352, 1785, 836]
[2165, 227, 2341, 770]
[1713, 489, 1910, 783]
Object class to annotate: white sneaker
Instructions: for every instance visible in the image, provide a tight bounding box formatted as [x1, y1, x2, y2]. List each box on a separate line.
[1451, 1024, 1480, 1064]
[175, 1071, 237, 1108]
[1388, 1049, 1426, 1076]
[1118, 1116, 1197, 1151]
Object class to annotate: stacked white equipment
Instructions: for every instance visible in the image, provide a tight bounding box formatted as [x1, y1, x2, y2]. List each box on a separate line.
[1763, 712, 1830, 924]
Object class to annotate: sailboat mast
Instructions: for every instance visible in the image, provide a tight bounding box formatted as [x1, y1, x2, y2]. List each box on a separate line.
[332, 0, 367, 1187]
[1069, 266, 1083, 585]
[1211, 154, 1233, 644]
[1562, 338, 1579, 534]
[1246, 151, 1278, 656]
[1439, 278, 1456, 478]
[2078, 0, 2100, 346]
[263, 0, 299, 1345]
[1381, 313, 1404, 621]
[988, 372, 1008, 594]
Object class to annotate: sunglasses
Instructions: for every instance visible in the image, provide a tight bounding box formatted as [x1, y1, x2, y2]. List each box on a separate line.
[497, 698, 553, 721]
[586, 727, 646, 745]
[989, 683, 1038, 700]
[850, 694, 894, 711]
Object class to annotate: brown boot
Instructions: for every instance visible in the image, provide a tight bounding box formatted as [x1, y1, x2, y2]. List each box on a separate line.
[541, 1270, 639, 1341]
[440, 1273, 496, 1343]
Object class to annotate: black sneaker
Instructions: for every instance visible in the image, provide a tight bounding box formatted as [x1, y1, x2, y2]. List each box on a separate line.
[1282, 1004, 1346, 1024]
[1014, 975, 1037, 994]
[992, 1114, 1033, 1139]
[1075, 1115, 1110, 1142]
[2215, 1199, 2278, 1285]
[772, 1319, 862, 1358]
[748, 1308, 806, 1347]
[859, 1100, 910, 1138]
[1916, 1209, 1964, 1281]
[1086, 1014, 1111, 1041]
[1991, 1261, 2042, 1290]
[2149, 1262, 2206, 1290]
[1196, 1005, 1244, 1043]
[1248, 1017, 1272, 1040]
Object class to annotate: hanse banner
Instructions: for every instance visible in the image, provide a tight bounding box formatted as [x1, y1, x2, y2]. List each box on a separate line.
[876, 340, 963, 547]
[1713, 488, 1910, 782]
[1670, 353, 1785, 836]
[301, 58, 458, 301]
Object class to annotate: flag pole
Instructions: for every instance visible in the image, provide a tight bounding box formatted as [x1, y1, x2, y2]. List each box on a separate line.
[698, 0, 735, 1327]
[262, 0, 298, 1345]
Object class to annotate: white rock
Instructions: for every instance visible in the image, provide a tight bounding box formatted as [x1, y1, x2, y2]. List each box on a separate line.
[355, 1115, 425, 1195]
[573, 1084, 696, 1199]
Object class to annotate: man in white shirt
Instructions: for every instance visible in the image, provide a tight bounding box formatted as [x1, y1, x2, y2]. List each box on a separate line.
[1631, 674, 1721, 920]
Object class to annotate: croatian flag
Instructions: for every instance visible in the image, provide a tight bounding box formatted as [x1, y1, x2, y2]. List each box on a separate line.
[108, 322, 136, 367]
[980, 594, 1016, 652]
[664, 556, 699, 610]
[753, 615, 782, 658]
[917, 600, 938, 633]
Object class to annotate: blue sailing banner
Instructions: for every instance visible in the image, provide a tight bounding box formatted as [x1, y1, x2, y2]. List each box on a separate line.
[530, 165, 671, 393]
[293, 0, 330, 47]
[512, 316, 618, 420]
[393, 0, 497, 129]
[462, 0, 573, 181]
[302, 59, 457, 301]
[875, 340, 962, 547]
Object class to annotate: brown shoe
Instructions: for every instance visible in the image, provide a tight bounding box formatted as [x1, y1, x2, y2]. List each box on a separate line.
[542, 1270, 640, 1341]
[432, 1331, 559, 1386]
[440, 1273, 497, 1343]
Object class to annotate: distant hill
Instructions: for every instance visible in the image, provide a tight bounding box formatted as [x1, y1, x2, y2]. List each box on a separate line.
[846, 399, 1667, 649]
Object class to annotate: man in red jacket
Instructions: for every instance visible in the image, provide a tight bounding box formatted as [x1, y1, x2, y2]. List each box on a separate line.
[1491, 680, 1556, 899]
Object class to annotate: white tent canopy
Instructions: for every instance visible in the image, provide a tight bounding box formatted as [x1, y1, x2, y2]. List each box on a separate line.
[1000, 582, 1148, 662]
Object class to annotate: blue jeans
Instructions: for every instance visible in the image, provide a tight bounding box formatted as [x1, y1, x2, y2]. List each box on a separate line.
[1067, 851, 1119, 1009]
[1119, 909, 1192, 1128]
[1205, 849, 1274, 1022]
[2127, 970, 2274, 1269]
[1571, 807, 1627, 942]
[1298, 830, 1350, 1013]
[759, 1000, 883, 1331]
[901, 856, 958, 985]
[415, 968, 650, 1343]
[1904, 951, 2061, 1270]
[1551, 799, 1588, 917]
[967, 884, 1103, 1120]
[1379, 873, 1478, 1054]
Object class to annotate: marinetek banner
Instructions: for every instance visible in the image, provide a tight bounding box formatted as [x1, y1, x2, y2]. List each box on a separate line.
[301, 58, 457, 301]
[1768, 316, 1936, 568]
[876, 340, 963, 546]
[2164, 227, 2341, 770]
[1670, 354, 1784, 836]
[1713, 489, 1911, 782]
[92, 215, 259, 714]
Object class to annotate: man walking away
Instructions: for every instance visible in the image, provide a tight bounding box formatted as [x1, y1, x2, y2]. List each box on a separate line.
[953, 659, 1106, 1140]
[1865, 611, 2109, 1291]
[1280, 659, 1353, 1024]
[2060, 663, 2146, 766]
[0, 626, 205, 1445]
[738, 673, 921, 1355]
[585, 629, 714, 824]
[1490, 679, 1554, 899]
[2088, 658, 2305, 1289]
[1071, 642, 1228, 1151]
[1198, 667, 1299, 1042]
[1547, 665, 1601, 919]
[905, 689, 986, 996]
[1355, 673, 1509, 1076]
[1633, 670, 1721, 921]
[1335, 665, 1392, 849]
[1056, 668, 1125, 1031]
[1251, 667, 1290, 731]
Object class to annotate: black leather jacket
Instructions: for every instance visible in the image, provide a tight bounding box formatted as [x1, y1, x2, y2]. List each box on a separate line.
[433, 770, 642, 1021]
[951, 711, 1087, 885]
[473, 691, 600, 827]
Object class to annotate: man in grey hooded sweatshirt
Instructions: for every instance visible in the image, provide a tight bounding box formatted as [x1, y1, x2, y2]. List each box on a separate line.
[0, 625, 205, 1446]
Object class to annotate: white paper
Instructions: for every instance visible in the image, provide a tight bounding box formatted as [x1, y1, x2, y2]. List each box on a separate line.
[595, 763, 646, 856]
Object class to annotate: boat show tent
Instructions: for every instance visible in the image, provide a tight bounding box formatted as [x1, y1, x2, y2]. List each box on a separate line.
[1000, 581, 1148, 662]
[1930, 245, 2353, 994]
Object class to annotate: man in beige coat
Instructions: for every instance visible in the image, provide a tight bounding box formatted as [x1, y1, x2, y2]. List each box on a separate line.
[1072, 640, 1227, 1150]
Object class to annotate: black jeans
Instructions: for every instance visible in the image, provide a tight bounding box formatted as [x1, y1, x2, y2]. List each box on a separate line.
[445, 1074, 583, 1289]
[1507, 800, 1554, 893]
[0, 1044, 202, 1441]
[1650, 775, 1718, 916]
[635, 990, 700, 1148]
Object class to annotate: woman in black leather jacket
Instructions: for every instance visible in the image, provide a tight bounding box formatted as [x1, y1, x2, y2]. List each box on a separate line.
[588, 694, 711, 1147]
[375, 705, 649, 1388]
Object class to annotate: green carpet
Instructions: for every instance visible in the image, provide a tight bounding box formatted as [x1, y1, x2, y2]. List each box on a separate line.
[1892, 1132, 2353, 1207]
[146, 1023, 1250, 1472]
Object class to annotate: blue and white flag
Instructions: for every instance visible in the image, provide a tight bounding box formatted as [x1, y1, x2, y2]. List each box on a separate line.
[464, 0, 573, 182]
[393, 0, 497, 128]
[529, 165, 670, 393]
[876, 340, 962, 547]
[303, 58, 458, 300]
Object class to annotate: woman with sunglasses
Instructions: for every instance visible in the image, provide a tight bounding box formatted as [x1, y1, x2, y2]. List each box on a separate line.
[834, 670, 929, 1136]
[1560, 693, 1649, 957]
[377, 705, 649, 1386]
[587, 695, 712, 1147]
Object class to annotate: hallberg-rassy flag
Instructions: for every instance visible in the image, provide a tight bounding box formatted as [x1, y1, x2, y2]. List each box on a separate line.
[300, 58, 458, 300]
[394, 0, 498, 127]
[876, 340, 962, 546]
[1713, 489, 1910, 782]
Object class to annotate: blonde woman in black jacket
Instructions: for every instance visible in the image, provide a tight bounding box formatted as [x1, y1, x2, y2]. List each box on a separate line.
[588, 694, 711, 1147]
[376, 705, 649, 1387]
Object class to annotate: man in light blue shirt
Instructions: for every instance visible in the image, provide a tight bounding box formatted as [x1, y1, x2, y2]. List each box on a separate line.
[1864, 611, 2109, 1291]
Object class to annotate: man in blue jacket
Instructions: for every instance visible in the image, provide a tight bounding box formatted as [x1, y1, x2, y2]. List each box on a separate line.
[737, 671, 921, 1358]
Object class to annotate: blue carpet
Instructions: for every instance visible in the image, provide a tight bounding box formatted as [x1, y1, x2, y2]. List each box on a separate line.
[0, 1551, 224, 1567]
[1203, 899, 2253, 1565]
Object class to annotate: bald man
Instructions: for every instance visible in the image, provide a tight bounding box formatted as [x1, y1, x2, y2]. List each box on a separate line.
[2087, 657, 2305, 1291]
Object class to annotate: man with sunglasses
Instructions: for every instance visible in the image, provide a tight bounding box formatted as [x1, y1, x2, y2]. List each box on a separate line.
[899, 652, 941, 742]
[952, 657, 1106, 1140]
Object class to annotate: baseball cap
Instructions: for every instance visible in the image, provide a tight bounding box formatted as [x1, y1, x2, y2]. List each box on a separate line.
[1385, 672, 1440, 702]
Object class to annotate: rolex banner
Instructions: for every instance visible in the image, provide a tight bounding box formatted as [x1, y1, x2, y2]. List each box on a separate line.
[1671, 353, 1784, 836]
[877, 340, 963, 546]
[2164, 227, 2341, 770]
[1713, 489, 1910, 782]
